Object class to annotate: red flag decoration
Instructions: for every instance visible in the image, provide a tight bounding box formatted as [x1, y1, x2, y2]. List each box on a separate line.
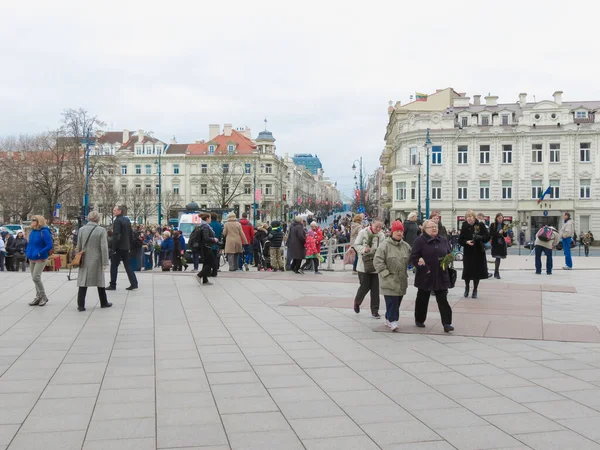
[297, 196, 302, 205]
[316, 200, 320, 205]
[326, 201, 329, 205]
[308, 198, 312, 204]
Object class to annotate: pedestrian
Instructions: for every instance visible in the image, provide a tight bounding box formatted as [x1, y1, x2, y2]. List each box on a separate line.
[107, 205, 138, 291]
[350, 213, 364, 274]
[253, 224, 268, 269]
[490, 212, 508, 279]
[196, 213, 219, 285]
[288, 216, 307, 274]
[172, 230, 184, 271]
[403, 212, 419, 247]
[410, 219, 454, 332]
[583, 232, 592, 257]
[353, 219, 385, 319]
[373, 220, 410, 332]
[222, 213, 248, 272]
[75, 211, 112, 311]
[152, 231, 163, 268]
[268, 220, 285, 272]
[429, 211, 448, 240]
[534, 225, 560, 274]
[2, 231, 16, 271]
[25, 215, 54, 306]
[13, 231, 28, 272]
[160, 231, 174, 268]
[209, 212, 223, 276]
[459, 210, 489, 299]
[239, 212, 255, 270]
[0, 232, 5, 271]
[142, 230, 153, 270]
[310, 222, 324, 274]
[188, 225, 203, 271]
[559, 212, 575, 270]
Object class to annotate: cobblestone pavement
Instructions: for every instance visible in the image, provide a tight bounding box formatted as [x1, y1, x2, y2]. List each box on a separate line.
[2, 268, 600, 449]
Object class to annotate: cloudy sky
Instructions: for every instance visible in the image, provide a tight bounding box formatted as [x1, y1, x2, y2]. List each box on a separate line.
[2, 0, 599, 196]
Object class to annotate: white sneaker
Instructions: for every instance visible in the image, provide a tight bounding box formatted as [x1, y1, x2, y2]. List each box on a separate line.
[385, 320, 392, 328]
[390, 321, 399, 332]
[562, 266, 572, 270]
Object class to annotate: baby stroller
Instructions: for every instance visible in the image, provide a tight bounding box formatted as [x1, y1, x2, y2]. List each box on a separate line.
[257, 239, 272, 271]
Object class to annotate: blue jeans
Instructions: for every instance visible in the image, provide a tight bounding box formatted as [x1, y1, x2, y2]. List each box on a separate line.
[535, 245, 553, 274]
[562, 237, 572, 268]
[238, 244, 253, 268]
[384, 295, 402, 323]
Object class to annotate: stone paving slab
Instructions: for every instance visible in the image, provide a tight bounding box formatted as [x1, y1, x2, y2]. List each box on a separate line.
[3, 269, 600, 449]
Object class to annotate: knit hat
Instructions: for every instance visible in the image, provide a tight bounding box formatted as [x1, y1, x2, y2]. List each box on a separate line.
[391, 221, 404, 233]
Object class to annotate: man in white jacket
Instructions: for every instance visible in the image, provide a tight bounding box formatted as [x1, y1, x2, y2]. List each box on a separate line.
[559, 212, 575, 270]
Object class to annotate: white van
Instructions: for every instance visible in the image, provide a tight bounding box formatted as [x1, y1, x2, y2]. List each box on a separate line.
[178, 213, 202, 244]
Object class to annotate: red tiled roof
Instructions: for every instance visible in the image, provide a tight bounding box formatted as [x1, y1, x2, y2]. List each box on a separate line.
[165, 144, 189, 155]
[187, 130, 256, 156]
[96, 131, 125, 145]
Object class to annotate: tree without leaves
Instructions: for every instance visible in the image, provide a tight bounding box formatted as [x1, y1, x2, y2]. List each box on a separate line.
[206, 159, 248, 208]
[160, 190, 183, 221]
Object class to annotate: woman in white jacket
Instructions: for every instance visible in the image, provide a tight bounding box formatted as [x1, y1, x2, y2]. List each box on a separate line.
[0, 236, 5, 271]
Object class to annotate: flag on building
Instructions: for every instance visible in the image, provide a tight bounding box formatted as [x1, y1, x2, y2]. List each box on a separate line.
[537, 186, 552, 204]
[415, 92, 428, 102]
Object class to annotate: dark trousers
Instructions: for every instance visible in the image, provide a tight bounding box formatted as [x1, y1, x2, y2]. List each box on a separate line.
[78, 286, 109, 309]
[192, 250, 201, 270]
[354, 272, 380, 314]
[384, 295, 403, 322]
[5, 256, 15, 271]
[109, 249, 138, 288]
[415, 289, 452, 325]
[291, 258, 303, 272]
[535, 245, 553, 274]
[211, 249, 219, 276]
[198, 247, 216, 283]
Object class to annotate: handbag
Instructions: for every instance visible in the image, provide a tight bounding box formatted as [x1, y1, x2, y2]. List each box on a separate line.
[161, 259, 172, 271]
[71, 226, 98, 268]
[361, 231, 378, 273]
[448, 266, 457, 289]
[343, 247, 355, 265]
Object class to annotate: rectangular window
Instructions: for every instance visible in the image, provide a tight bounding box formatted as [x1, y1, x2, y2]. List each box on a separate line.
[145, 184, 152, 195]
[576, 111, 587, 118]
[550, 143, 560, 163]
[155, 184, 159, 195]
[145, 146, 152, 155]
[223, 184, 229, 196]
[265, 164, 273, 174]
[502, 114, 509, 125]
[502, 145, 512, 164]
[432, 181, 442, 200]
[431, 146, 442, 165]
[457, 181, 467, 200]
[265, 184, 273, 195]
[550, 180, 560, 199]
[461, 116, 468, 127]
[410, 181, 416, 200]
[135, 164, 141, 175]
[409, 147, 418, 166]
[222, 164, 229, 174]
[201, 164, 208, 174]
[121, 165, 127, 175]
[135, 146, 142, 155]
[480, 181, 490, 199]
[208, 145, 215, 154]
[135, 184, 141, 195]
[200, 184, 207, 195]
[479, 145, 490, 164]
[121, 185, 127, 195]
[227, 144, 234, 155]
[502, 180, 512, 199]
[173, 184, 180, 195]
[244, 163, 251, 174]
[395, 182, 406, 201]
[531, 180, 542, 199]
[580, 179, 591, 199]
[145, 164, 151, 175]
[532, 144, 543, 163]
[173, 164, 180, 174]
[458, 145, 468, 164]
[244, 184, 252, 195]
[481, 115, 490, 126]
[580, 143, 591, 162]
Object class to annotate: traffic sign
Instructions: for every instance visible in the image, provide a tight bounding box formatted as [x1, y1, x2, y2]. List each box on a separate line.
[543, 210, 548, 217]
[56, 203, 61, 209]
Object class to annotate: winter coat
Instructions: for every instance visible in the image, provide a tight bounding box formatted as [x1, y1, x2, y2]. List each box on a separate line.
[239, 218, 255, 246]
[4, 236, 15, 256]
[161, 237, 174, 253]
[490, 221, 508, 258]
[313, 227, 324, 253]
[305, 232, 319, 258]
[268, 226, 284, 248]
[223, 217, 247, 254]
[253, 228, 268, 250]
[350, 222, 362, 247]
[458, 220, 490, 281]
[172, 234, 182, 262]
[288, 221, 307, 259]
[354, 227, 386, 274]
[112, 215, 133, 251]
[410, 233, 451, 291]
[534, 227, 560, 250]
[210, 221, 223, 251]
[374, 237, 411, 296]
[14, 237, 27, 255]
[76, 223, 108, 288]
[25, 226, 53, 261]
[559, 219, 575, 239]
[403, 220, 419, 247]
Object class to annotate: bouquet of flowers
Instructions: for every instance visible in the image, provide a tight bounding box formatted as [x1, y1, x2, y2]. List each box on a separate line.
[439, 253, 455, 271]
[502, 220, 519, 233]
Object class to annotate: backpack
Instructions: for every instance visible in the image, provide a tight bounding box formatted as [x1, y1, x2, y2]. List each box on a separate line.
[536, 226, 553, 242]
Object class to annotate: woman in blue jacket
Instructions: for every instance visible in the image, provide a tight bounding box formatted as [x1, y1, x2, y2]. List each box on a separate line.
[26, 215, 54, 307]
[160, 231, 174, 267]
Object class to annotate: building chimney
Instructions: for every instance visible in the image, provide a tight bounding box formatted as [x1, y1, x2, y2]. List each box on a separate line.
[485, 95, 498, 106]
[553, 91, 563, 105]
[137, 129, 144, 143]
[209, 124, 220, 140]
[224, 123, 233, 137]
[473, 95, 481, 106]
[519, 93, 527, 107]
[242, 127, 252, 139]
[123, 129, 129, 143]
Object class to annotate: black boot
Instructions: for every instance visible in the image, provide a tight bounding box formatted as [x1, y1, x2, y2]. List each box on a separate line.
[464, 286, 470, 298]
[472, 289, 478, 299]
[494, 259, 501, 279]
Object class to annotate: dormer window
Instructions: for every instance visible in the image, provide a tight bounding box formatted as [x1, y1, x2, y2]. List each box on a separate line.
[135, 146, 142, 155]
[145, 146, 152, 155]
[481, 115, 490, 126]
[501, 114, 509, 125]
[461, 116, 468, 127]
[227, 144, 235, 155]
[208, 145, 215, 154]
[576, 111, 588, 119]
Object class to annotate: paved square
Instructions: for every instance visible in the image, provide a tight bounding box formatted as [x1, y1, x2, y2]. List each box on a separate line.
[2, 261, 600, 449]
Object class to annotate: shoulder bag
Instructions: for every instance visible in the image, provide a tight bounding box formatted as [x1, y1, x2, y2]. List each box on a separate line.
[71, 226, 98, 268]
[361, 231, 379, 273]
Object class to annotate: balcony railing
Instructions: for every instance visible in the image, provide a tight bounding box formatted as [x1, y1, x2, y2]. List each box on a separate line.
[575, 113, 595, 124]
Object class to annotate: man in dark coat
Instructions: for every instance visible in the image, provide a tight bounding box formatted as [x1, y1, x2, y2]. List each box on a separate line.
[107, 205, 138, 291]
[288, 217, 306, 274]
[403, 213, 419, 247]
[410, 219, 453, 332]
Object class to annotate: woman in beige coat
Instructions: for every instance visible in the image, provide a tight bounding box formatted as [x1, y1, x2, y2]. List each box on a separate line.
[222, 213, 248, 271]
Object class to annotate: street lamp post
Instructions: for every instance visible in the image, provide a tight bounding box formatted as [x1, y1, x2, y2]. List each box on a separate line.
[352, 157, 364, 211]
[155, 146, 163, 227]
[424, 128, 432, 220]
[417, 160, 422, 221]
[253, 157, 264, 226]
[81, 128, 93, 224]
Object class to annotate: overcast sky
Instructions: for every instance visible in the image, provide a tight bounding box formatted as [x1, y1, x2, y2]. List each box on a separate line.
[2, 0, 599, 197]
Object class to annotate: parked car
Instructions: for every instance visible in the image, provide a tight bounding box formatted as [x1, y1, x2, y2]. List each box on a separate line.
[524, 241, 535, 250]
[0, 226, 16, 236]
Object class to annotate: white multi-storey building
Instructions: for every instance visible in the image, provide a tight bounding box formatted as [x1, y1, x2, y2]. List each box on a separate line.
[381, 90, 600, 238]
